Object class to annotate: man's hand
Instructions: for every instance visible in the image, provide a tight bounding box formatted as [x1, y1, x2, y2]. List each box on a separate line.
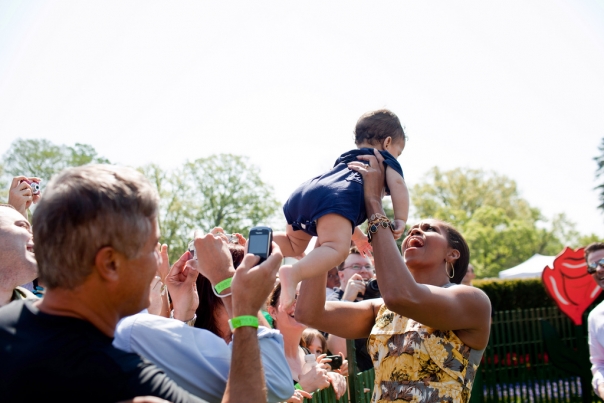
[230, 242, 282, 317]
[326, 372, 347, 399]
[8, 176, 41, 218]
[165, 250, 198, 321]
[193, 232, 235, 288]
[342, 273, 366, 302]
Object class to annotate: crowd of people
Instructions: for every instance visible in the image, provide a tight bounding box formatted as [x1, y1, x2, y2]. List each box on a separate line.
[0, 109, 502, 403]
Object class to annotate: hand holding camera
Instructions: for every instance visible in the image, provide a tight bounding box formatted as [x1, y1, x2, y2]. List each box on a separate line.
[342, 273, 367, 301]
[8, 176, 42, 218]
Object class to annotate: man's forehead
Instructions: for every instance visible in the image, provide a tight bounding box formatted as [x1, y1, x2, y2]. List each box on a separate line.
[346, 254, 371, 265]
[0, 206, 24, 225]
[589, 249, 604, 263]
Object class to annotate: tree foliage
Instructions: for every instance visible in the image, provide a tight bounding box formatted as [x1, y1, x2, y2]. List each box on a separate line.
[141, 154, 281, 261]
[411, 167, 595, 278]
[1, 138, 110, 181]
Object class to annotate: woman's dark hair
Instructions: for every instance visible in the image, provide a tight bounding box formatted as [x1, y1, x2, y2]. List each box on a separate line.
[266, 282, 282, 328]
[354, 109, 405, 146]
[194, 242, 245, 337]
[439, 221, 470, 284]
[585, 242, 604, 263]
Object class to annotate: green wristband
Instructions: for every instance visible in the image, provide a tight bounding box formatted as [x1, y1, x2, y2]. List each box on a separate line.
[294, 383, 303, 390]
[228, 315, 259, 331]
[215, 277, 232, 294]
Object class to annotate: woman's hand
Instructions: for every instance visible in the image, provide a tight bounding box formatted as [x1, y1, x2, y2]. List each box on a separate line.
[298, 364, 330, 392]
[326, 372, 347, 399]
[165, 250, 199, 321]
[328, 352, 349, 376]
[347, 149, 386, 205]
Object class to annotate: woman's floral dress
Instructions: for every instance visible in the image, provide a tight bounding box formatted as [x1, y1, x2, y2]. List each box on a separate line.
[368, 302, 484, 403]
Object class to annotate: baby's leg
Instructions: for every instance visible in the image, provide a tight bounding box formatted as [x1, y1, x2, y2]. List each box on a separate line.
[273, 225, 313, 258]
[279, 214, 352, 310]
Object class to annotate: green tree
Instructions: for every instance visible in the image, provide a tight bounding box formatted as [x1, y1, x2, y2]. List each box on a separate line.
[141, 154, 281, 262]
[1, 138, 110, 180]
[411, 167, 581, 278]
[139, 163, 196, 261]
[183, 154, 280, 233]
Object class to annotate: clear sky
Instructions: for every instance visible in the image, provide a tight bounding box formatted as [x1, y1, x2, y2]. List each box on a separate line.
[1, 1, 604, 238]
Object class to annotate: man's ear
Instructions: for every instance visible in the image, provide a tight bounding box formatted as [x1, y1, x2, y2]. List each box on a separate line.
[267, 305, 277, 318]
[94, 246, 120, 282]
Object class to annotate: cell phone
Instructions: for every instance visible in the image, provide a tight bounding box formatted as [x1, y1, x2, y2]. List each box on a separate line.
[325, 355, 342, 370]
[247, 226, 273, 263]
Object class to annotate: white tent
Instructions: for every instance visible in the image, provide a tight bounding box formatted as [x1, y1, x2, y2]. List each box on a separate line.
[498, 254, 556, 279]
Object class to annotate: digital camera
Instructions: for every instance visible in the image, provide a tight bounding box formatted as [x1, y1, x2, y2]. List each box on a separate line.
[20, 179, 40, 195]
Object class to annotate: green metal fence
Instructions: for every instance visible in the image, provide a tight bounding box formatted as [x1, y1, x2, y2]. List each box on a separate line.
[476, 307, 599, 403]
[305, 306, 601, 403]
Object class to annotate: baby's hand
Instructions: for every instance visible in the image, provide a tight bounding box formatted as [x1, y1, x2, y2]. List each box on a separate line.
[353, 233, 373, 258]
[392, 219, 406, 240]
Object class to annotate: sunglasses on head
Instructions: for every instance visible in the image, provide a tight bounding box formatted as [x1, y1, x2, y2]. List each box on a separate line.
[587, 258, 604, 274]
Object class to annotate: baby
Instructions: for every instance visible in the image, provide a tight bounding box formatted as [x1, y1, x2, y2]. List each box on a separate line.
[274, 109, 409, 309]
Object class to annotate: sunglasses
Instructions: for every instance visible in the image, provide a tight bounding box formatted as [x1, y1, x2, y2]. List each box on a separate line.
[587, 258, 604, 274]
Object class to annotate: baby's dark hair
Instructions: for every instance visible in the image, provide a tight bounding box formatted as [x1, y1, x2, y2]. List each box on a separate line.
[354, 109, 405, 146]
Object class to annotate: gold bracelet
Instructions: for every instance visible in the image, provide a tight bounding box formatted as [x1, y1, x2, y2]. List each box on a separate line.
[367, 213, 394, 243]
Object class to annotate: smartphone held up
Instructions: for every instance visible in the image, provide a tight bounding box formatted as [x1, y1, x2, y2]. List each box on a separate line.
[247, 226, 272, 263]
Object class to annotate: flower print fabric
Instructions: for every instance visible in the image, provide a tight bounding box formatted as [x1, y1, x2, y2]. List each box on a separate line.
[368, 304, 484, 403]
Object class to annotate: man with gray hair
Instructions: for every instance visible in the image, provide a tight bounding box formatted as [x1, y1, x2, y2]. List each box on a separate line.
[0, 164, 282, 403]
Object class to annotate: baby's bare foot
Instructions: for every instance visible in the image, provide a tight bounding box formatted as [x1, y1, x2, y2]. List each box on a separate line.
[278, 265, 299, 311]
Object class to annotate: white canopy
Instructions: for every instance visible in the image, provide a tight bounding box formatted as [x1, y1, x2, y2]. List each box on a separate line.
[498, 254, 556, 279]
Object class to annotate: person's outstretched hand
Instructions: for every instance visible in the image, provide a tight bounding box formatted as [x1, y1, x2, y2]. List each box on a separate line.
[165, 250, 198, 321]
[352, 233, 373, 258]
[8, 176, 41, 218]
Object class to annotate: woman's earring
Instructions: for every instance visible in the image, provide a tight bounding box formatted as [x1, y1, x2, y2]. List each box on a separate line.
[446, 261, 455, 279]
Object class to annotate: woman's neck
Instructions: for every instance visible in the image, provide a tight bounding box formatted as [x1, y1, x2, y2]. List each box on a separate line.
[408, 265, 451, 287]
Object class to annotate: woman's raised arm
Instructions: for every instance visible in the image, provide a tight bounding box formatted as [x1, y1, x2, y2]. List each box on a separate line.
[295, 270, 380, 340]
[348, 150, 491, 349]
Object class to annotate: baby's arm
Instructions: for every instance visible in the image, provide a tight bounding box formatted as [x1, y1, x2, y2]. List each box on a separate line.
[386, 168, 409, 240]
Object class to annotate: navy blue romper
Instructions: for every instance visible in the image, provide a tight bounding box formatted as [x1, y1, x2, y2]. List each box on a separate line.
[283, 148, 404, 237]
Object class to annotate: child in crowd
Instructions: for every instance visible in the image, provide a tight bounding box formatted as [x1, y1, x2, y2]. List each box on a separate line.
[274, 109, 409, 309]
[301, 328, 327, 357]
